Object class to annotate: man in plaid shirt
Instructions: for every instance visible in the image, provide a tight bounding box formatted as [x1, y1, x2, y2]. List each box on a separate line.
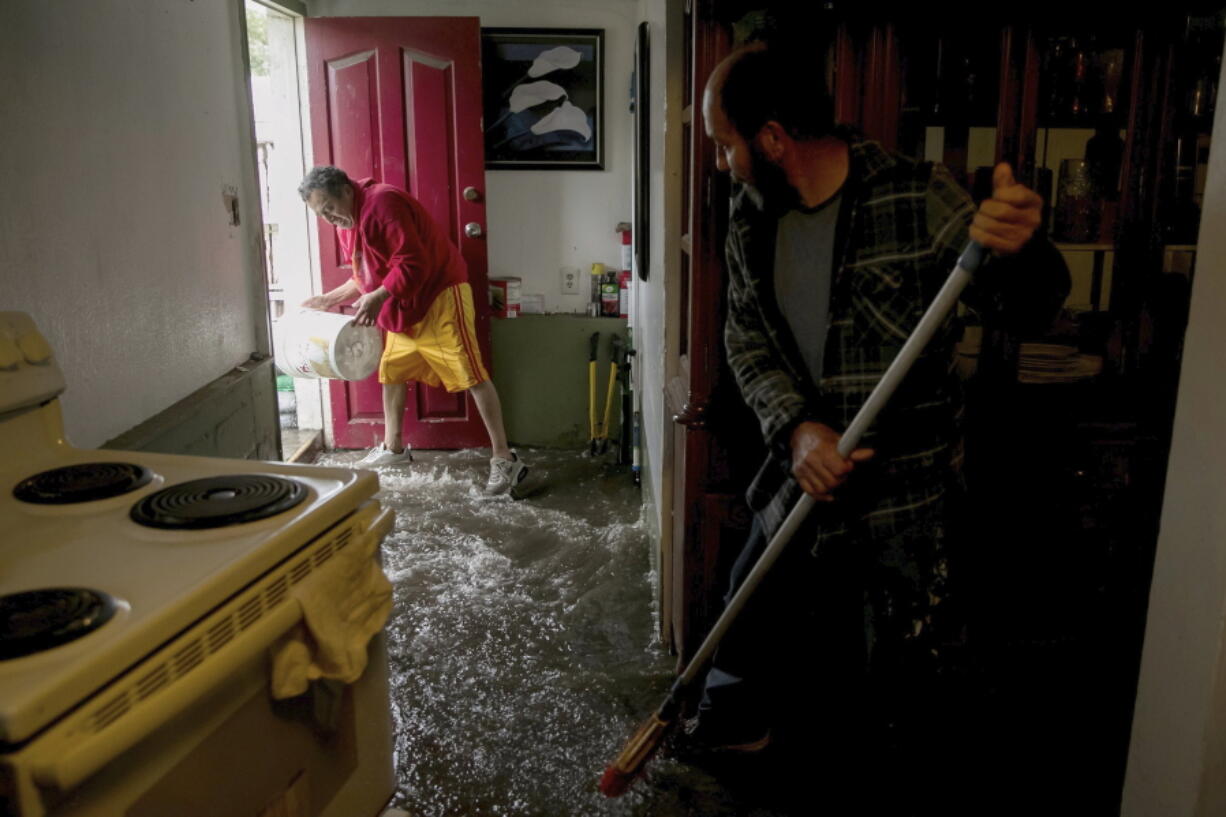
[685, 44, 1071, 775]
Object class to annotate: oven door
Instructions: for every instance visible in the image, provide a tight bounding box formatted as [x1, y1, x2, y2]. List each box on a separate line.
[1, 505, 396, 817]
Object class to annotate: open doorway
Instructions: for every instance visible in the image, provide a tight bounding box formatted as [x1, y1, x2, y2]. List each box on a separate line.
[244, 0, 324, 461]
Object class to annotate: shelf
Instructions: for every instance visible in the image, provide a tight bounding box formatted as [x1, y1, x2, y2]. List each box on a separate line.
[1037, 121, 1121, 128]
[1054, 242, 1197, 255]
[1036, 120, 1111, 131]
[1055, 242, 1115, 252]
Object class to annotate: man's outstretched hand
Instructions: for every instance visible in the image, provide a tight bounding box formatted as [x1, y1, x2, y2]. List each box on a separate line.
[352, 287, 390, 327]
[970, 162, 1042, 255]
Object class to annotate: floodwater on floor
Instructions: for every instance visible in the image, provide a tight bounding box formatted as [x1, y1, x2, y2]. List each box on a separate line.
[314, 448, 808, 817]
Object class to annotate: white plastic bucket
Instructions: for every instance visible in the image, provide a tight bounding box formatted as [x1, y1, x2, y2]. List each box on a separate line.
[274, 309, 382, 381]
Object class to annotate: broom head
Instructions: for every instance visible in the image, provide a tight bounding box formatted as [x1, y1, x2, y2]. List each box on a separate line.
[598, 711, 674, 797]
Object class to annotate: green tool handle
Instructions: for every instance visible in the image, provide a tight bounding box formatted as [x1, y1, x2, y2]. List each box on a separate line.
[601, 363, 619, 440]
[589, 362, 598, 439]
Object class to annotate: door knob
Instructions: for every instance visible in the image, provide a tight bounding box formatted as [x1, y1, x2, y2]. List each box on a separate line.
[463, 186, 482, 202]
[465, 222, 484, 238]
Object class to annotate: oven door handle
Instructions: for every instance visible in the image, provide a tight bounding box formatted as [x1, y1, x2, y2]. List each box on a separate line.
[29, 503, 394, 792]
[370, 506, 395, 542]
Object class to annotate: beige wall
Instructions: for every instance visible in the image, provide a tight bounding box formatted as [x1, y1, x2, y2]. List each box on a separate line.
[1123, 45, 1226, 817]
[0, 1, 270, 449]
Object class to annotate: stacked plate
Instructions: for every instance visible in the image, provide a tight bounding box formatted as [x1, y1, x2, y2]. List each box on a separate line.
[1018, 343, 1104, 384]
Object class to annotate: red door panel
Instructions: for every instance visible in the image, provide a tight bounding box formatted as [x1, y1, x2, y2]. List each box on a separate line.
[404, 55, 457, 231]
[326, 52, 380, 184]
[305, 17, 490, 450]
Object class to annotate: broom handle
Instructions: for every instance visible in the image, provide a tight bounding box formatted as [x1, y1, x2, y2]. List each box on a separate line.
[675, 242, 987, 689]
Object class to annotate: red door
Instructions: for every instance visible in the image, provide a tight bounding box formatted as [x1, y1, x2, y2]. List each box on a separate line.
[305, 17, 491, 450]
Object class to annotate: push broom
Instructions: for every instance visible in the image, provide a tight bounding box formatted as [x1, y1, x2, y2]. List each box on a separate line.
[598, 241, 988, 797]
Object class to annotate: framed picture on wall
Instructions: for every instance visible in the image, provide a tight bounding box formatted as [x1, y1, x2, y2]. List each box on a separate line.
[633, 21, 650, 280]
[481, 28, 604, 170]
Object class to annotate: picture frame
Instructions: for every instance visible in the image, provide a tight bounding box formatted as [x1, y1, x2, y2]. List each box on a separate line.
[633, 22, 650, 280]
[481, 28, 604, 170]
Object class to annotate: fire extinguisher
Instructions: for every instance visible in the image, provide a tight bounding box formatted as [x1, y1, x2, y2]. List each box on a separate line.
[616, 222, 632, 320]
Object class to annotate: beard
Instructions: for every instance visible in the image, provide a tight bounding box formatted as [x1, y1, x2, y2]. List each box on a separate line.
[746, 146, 799, 211]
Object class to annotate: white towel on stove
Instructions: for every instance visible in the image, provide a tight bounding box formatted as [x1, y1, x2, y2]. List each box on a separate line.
[269, 526, 393, 699]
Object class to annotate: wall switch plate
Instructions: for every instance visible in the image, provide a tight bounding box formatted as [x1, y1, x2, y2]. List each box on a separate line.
[560, 266, 581, 294]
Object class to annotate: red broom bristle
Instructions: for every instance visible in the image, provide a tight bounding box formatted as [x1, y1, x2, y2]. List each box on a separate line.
[598, 763, 635, 797]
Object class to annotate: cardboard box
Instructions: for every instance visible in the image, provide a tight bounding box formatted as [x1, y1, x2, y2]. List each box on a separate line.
[488, 277, 521, 318]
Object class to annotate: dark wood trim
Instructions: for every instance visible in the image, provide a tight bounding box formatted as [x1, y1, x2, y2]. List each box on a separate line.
[681, 3, 729, 416]
[1115, 30, 1173, 336]
[863, 23, 901, 150]
[1018, 28, 1040, 180]
[1117, 29, 1146, 238]
[995, 25, 1041, 181]
[878, 24, 901, 152]
[665, 0, 755, 664]
[834, 24, 861, 126]
[995, 25, 1021, 169]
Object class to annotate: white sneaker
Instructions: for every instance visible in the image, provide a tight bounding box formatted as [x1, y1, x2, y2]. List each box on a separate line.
[484, 451, 528, 496]
[355, 442, 413, 468]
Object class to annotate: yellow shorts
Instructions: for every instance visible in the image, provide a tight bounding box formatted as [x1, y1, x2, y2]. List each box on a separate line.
[378, 283, 490, 392]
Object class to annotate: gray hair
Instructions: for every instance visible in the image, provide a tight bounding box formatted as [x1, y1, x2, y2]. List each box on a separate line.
[297, 166, 351, 201]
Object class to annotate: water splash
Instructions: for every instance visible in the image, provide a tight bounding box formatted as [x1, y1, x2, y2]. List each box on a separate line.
[315, 448, 785, 816]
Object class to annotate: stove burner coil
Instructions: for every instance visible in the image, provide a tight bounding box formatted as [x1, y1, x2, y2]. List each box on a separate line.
[129, 475, 308, 529]
[0, 588, 118, 660]
[13, 463, 154, 504]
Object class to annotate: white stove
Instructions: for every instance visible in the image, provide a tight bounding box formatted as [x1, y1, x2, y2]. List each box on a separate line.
[0, 312, 397, 817]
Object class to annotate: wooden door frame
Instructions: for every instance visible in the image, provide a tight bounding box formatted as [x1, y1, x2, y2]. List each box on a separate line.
[663, 0, 744, 664]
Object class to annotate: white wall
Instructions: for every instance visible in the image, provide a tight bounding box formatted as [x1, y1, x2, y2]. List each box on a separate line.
[307, 0, 637, 315]
[635, 0, 683, 545]
[0, 1, 268, 448]
[1122, 48, 1226, 817]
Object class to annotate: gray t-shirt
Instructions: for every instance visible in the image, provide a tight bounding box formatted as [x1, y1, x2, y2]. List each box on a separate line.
[773, 195, 840, 385]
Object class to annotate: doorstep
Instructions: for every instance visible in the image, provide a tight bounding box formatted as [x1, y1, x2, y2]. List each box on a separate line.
[280, 428, 323, 463]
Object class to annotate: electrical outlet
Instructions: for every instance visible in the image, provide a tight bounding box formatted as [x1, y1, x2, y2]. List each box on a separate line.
[560, 266, 581, 295]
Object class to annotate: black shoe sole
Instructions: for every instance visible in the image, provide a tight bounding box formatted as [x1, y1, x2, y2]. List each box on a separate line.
[509, 467, 530, 500]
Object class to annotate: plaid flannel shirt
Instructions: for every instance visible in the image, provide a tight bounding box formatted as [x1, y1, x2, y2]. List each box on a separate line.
[726, 130, 1067, 550]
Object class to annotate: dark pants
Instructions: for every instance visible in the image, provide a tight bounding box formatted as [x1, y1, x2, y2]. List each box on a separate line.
[698, 500, 962, 748]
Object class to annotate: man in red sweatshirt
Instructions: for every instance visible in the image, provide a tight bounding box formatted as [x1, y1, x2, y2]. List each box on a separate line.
[297, 166, 527, 496]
